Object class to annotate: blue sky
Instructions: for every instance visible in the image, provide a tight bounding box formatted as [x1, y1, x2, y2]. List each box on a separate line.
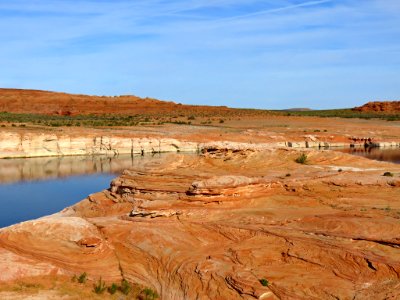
[0, 0, 399, 109]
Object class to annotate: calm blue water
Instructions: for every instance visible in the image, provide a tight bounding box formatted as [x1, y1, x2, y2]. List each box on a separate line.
[0, 154, 138, 228]
[0, 174, 114, 228]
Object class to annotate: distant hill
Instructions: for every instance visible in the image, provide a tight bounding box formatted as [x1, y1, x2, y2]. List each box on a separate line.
[0, 88, 235, 116]
[282, 108, 312, 112]
[353, 101, 400, 113]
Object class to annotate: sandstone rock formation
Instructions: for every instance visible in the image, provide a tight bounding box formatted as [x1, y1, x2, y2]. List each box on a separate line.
[353, 101, 400, 113]
[1, 129, 399, 159]
[0, 131, 199, 158]
[0, 148, 399, 299]
[1, 91, 400, 298]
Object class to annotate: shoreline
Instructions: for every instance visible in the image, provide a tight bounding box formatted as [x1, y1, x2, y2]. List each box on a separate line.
[1, 130, 399, 159]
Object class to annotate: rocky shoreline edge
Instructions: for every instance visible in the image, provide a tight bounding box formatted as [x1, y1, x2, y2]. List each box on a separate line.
[0, 131, 399, 159]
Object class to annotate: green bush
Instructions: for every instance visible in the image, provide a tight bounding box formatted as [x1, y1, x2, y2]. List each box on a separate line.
[119, 279, 132, 295]
[108, 283, 118, 294]
[93, 278, 106, 294]
[139, 287, 159, 300]
[383, 172, 394, 177]
[77, 272, 87, 284]
[295, 153, 308, 164]
[259, 278, 269, 286]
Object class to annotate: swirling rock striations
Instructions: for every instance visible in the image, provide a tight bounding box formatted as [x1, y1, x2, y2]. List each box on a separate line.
[0, 148, 400, 299]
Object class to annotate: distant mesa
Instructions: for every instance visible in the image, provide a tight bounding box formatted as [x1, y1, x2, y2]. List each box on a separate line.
[0, 88, 231, 116]
[353, 101, 400, 113]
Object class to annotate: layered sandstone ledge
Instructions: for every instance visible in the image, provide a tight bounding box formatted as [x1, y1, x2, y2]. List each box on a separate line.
[0, 131, 199, 158]
[0, 148, 399, 299]
[0, 130, 399, 159]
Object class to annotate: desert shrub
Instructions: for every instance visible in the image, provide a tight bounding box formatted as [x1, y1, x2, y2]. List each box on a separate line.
[77, 272, 87, 284]
[108, 283, 118, 294]
[295, 153, 308, 164]
[219, 119, 224, 123]
[259, 278, 269, 286]
[93, 278, 106, 294]
[383, 172, 394, 177]
[15, 282, 44, 290]
[139, 287, 159, 300]
[169, 120, 188, 125]
[188, 115, 195, 120]
[119, 279, 132, 295]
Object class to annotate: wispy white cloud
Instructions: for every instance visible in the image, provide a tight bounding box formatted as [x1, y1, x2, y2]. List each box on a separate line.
[0, 0, 399, 108]
[211, 0, 332, 22]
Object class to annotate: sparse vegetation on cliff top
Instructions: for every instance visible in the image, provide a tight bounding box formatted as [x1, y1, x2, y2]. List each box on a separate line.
[276, 108, 400, 121]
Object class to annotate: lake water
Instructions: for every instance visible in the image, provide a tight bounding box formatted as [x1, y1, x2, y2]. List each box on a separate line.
[0, 154, 152, 228]
[336, 147, 400, 164]
[1, 149, 399, 228]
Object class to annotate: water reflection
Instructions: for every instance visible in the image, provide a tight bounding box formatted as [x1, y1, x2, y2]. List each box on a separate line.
[0, 154, 141, 184]
[0, 153, 165, 227]
[336, 147, 400, 164]
[0, 174, 115, 228]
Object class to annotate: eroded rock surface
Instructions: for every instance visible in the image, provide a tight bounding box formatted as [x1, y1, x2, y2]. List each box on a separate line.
[354, 101, 400, 113]
[0, 148, 399, 299]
